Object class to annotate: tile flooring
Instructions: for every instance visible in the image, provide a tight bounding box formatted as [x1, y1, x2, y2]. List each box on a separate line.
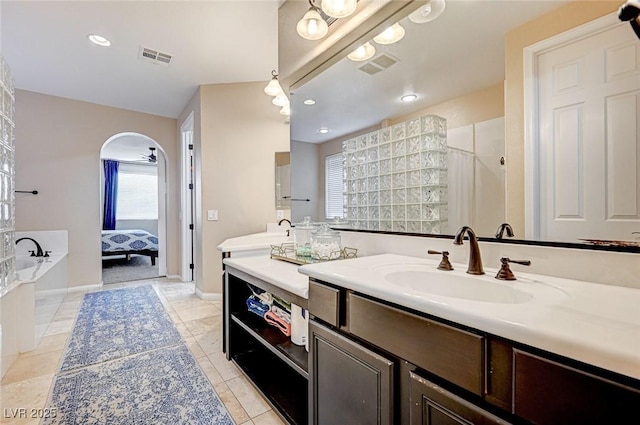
[0, 278, 286, 425]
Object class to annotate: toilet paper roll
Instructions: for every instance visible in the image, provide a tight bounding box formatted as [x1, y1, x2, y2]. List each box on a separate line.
[291, 303, 307, 347]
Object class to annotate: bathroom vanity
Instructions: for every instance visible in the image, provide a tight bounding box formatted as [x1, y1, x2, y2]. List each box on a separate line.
[221, 246, 640, 425]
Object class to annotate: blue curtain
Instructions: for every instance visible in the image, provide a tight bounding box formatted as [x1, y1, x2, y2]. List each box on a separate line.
[103, 160, 119, 230]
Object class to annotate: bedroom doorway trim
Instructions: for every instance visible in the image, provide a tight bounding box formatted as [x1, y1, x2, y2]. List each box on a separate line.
[99, 133, 168, 279]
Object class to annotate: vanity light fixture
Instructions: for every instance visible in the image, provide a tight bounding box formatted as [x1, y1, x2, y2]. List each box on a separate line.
[264, 70, 283, 96]
[318, 127, 330, 134]
[409, 0, 446, 24]
[297, 1, 329, 40]
[272, 93, 289, 107]
[304, 99, 316, 105]
[401, 94, 418, 102]
[280, 103, 291, 116]
[321, 0, 357, 18]
[88, 34, 111, 47]
[347, 42, 376, 61]
[373, 23, 405, 45]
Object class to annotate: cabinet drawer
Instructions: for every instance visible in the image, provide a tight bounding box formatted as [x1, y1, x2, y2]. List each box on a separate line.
[409, 371, 511, 425]
[514, 350, 640, 424]
[308, 280, 340, 327]
[348, 293, 485, 395]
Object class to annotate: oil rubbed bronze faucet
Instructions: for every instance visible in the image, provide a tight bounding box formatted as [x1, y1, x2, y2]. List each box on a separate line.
[495, 223, 515, 239]
[453, 226, 484, 275]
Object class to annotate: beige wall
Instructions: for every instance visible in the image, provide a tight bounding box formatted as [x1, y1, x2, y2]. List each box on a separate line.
[504, 0, 619, 234]
[195, 82, 290, 294]
[14, 90, 178, 288]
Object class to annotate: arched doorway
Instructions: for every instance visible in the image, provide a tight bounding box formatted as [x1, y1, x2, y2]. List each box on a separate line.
[99, 133, 168, 284]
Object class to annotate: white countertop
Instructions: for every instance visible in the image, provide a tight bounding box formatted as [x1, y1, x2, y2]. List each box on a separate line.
[223, 254, 309, 299]
[217, 232, 291, 253]
[298, 253, 640, 381]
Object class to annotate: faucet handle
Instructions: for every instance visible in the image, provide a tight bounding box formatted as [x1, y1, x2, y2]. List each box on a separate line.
[29, 250, 36, 257]
[427, 250, 454, 271]
[495, 257, 531, 281]
[44, 251, 51, 258]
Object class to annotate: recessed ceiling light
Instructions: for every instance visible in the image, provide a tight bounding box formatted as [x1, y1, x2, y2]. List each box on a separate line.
[401, 94, 418, 102]
[318, 127, 330, 134]
[304, 99, 316, 105]
[88, 34, 111, 47]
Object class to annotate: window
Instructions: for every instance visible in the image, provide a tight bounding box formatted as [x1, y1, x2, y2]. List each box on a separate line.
[325, 153, 344, 219]
[117, 163, 158, 219]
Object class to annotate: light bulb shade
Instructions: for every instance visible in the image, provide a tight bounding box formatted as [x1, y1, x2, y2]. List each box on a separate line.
[279, 103, 291, 116]
[272, 94, 289, 107]
[321, 0, 357, 18]
[409, 0, 446, 24]
[347, 42, 376, 61]
[264, 77, 283, 96]
[296, 8, 329, 40]
[373, 23, 406, 45]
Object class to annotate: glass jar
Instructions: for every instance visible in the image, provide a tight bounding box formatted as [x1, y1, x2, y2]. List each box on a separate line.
[310, 224, 341, 260]
[293, 216, 315, 257]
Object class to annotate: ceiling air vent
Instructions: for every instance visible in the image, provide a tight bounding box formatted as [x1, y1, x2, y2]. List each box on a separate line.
[138, 46, 173, 66]
[358, 52, 399, 75]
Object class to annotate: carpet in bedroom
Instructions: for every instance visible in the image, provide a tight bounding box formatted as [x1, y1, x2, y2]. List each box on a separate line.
[102, 254, 159, 284]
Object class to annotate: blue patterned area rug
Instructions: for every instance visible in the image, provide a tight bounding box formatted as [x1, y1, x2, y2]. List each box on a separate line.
[44, 285, 234, 424]
[43, 345, 234, 425]
[60, 285, 181, 371]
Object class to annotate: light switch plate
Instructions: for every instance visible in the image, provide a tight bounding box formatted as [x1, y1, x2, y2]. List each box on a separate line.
[207, 210, 218, 221]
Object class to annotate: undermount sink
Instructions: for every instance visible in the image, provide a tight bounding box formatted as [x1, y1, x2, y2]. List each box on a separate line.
[385, 270, 534, 304]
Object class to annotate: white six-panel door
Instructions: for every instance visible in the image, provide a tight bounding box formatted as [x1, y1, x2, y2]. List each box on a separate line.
[537, 21, 640, 242]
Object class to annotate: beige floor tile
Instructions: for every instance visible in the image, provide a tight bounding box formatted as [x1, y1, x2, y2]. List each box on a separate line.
[194, 330, 223, 355]
[1, 351, 61, 385]
[216, 385, 251, 424]
[174, 322, 192, 339]
[50, 303, 79, 323]
[252, 410, 287, 425]
[0, 373, 53, 415]
[170, 297, 215, 311]
[226, 375, 271, 418]
[183, 315, 222, 337]
[208, 352, 241, 381]
[197, 357, 224, 386]
[238, 421, 255, 425]
[174, 305, 219, 322]
[43, 319, 74, 336]
[185, 337, 206, 359]
[20, 333, 69, 359]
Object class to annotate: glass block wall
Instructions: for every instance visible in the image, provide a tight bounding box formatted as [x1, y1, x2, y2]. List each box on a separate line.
[342, 114, 448, 234]
[0, 57, 16, 292]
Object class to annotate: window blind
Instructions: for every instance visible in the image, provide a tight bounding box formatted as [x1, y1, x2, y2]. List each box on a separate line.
[117, 164, 158, 220]
[325, 153, 344, 219]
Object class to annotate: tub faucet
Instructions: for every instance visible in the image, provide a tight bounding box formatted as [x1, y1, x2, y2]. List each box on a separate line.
[453, 226, 485, 275]
[495, 223, 515, 239]
[278, 218, 291, 226]
[16, 237, 45, 257]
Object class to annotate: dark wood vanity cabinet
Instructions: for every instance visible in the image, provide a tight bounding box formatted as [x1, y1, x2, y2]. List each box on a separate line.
[307, 278, 640, 425]
[309, 320, 394, 425]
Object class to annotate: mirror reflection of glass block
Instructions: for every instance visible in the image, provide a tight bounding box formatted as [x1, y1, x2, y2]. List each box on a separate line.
[392, 156, 406, 172]
[407, 221, 421, 233]
[359, 192, 368, 206]
[392, 172, 406, 188]
[368, 161, 379, 176]
[380, 221, 392, 231]
[380, 205, 392, 220]
[391, 123, 406, 141]
[407, 119, 421, 137]
[379, 143, 391, 159]
[367, 177, 379, 191]
[348, 207, 357, 220]
[393, 188, 406, 204]
[368, 191, 379, 205]
[369, 221, 380, 231]
[392, 140, 406, 157]
[407, 153, 420, 170]
[357, 136, 367, 150]
[369, 206, 379, 219]
[358, 207, 367, 219]
[367, 147, 378, 162]
[347, 138, 356, 151]
[380, 159, 391, 175]
[380, 190, 392, 205]
[393, 205, 406, 220]
[380, 128, 391, 143]
[407, 170, 420, 187]
[358, 178, 367, 192]
[348, 193, 357, 206]
[407, 137, 420, 154]
[407, 187, 421, 204]
[380, 174, 391, 190]
[407, 204, 421, 220]
[368, 131, 379, 146]
[393, 221, 407, 232]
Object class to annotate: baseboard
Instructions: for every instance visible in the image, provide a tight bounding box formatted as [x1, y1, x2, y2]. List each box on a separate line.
[68, 282, 103, 293]
[195, 287, 222, 301]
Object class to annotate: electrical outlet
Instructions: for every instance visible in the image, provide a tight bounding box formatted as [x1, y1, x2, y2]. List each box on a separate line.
[277, 210, 285, 219]
[207, 210, 218, 221]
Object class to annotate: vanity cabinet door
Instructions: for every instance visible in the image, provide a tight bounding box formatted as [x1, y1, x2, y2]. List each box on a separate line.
[309, 320, 394, 425]
[409, 371, 511, 425]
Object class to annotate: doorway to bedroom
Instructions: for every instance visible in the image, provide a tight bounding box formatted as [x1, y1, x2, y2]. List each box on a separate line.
[100, 133, 167, 284]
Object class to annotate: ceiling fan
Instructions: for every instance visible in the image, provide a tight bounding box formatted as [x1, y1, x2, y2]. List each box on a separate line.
[140, 147, 157, 163]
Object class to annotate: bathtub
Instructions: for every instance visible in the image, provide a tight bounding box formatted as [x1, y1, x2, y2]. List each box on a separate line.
[1, 253, 68, 378]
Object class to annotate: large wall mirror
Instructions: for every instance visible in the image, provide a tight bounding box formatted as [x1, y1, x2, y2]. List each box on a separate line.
[289, 0, 640, 252]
